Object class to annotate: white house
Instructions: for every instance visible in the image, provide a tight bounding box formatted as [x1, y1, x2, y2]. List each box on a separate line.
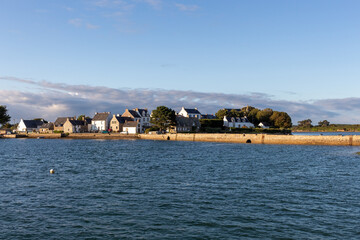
[122, 121, 138, 134]
[178, 107, 201, 119]
[258, 122, 270, 129]
[223, 116, 254, 128]
[17, 119, 44, 132]
[91, 112, 112, 132]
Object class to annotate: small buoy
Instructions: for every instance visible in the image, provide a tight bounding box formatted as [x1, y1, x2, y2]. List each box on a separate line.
[50, 169, 55, 174]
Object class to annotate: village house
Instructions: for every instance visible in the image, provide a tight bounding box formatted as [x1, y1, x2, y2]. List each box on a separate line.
[122, 120, 139, 134]
[91, 112, 112, 132]
[223, 116, 255, 128]
[109, 114, 132, 132]
[54, 117, 75, 132]
[63, 118, 88, 133]
[258, 122, 271, 129]
[174, 116, 201, 133]
[39, 122, 54, 133]
[17, 119, 44, 132]
[178, 107, 202, 119]
[121, 108, 150, 133]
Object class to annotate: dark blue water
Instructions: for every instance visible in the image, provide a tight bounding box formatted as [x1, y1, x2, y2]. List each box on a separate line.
[1, 139, 360, 239]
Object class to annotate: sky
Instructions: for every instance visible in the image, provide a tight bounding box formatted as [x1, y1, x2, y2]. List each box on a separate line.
[1, 0, 360, 124]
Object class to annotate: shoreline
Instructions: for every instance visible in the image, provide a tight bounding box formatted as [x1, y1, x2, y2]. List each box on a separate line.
[2, 132, 360, 146]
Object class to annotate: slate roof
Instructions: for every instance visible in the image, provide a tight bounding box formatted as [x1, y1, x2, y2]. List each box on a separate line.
[54, 117, 74, 127]
[201, 114, 216, 119]
[23, 120, 44, 129]
[128, 110, 141, 118]
[224, 116, 250, 123]
[123, 121, 138, 128]
[184, 108, 201, 114]
[135, 108, 148, 116]
[176, 116, 200, 127]
[92, 112, 111, 121]
[68, 120, 86, 126]
[114, 116, 131, 124]
[40, 122, 54, 129]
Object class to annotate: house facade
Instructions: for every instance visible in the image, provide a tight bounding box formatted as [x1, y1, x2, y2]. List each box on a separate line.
[39, 122, 54, 133]
[223, 116, 255, 128]
[109, 114, 131, 132]
[174, 116, 200, 133]
[122, 121, 138, 134]
[17, 119, 44, 132]
[178, 107, 202, 119]
[54, 117, 75, 132]
[91, 112, 112, 132]
[63, 118, 88, 133]
[121, 108, 149, 133]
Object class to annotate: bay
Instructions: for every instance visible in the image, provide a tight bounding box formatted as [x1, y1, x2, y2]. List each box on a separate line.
[1, 139, 360, 239]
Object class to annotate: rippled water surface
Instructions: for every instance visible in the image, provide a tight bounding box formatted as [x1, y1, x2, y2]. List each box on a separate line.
[1, 139, 360, 239]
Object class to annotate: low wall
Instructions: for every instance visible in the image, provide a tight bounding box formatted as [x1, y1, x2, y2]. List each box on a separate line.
[66, 133, 139, 140]
[139, 133, 360, 146]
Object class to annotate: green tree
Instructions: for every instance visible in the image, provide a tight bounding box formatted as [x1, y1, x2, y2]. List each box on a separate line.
[256, 108, 273, 123]
[318, 120, 330, 127]
[298, 119, 312, 127]
[0, 105, 11, 126]
[270, 111, 292, 128]
[248, 108, 260, 125]
[215, 109, 228, 119]
[150, 106, 176, 131]
[77, 115, 91, 121]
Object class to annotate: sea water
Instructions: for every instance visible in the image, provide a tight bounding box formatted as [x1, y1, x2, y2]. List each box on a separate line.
[1, 139, 360, 239]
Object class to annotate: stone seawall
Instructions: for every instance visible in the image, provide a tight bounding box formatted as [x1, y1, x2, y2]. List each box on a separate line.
[139, 133, 360, 146]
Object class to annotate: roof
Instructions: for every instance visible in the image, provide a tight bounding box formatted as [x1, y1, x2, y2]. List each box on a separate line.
[114, 116, 131, 124]
[224, 116, 250, 123]
[128, 110, 141, 118]
[135, 108, 148, 116]
[176, 116, 200, 127]
[92, 112, 111, 121]
[54, 117, 74, 126]
[183, 108, 201, 114]
[201, 114, 216, 119]
[40, 122, 54, 129]
[123, 121, 138, 128]
[22, 120, 44, 129]
[68, 120, 85, 126]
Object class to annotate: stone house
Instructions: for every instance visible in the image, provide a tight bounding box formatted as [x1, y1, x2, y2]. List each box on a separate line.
[63, 118, 87, 133]
[109, 114, 132, 132]
[54, 117, 75, 132]
[121, 108, 149, 133]
[39, 122, 54, 133]
[174, 116, 200, 133]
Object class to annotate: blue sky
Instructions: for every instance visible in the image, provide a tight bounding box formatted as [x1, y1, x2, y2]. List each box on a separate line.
[1, 0, 360, 123]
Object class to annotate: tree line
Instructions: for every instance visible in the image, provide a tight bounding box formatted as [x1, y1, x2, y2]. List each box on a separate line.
[215, 106, 292, 128]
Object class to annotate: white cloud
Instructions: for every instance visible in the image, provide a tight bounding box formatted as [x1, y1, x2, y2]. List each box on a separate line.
[86, 23, 100, 29]
[175, 3, 199, 11]
[68, 18, 83, 27]
[1, 76, 357, 124]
